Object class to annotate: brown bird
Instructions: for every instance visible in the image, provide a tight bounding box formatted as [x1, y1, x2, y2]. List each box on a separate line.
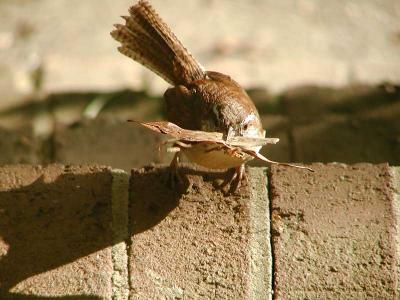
[111, 0, 265, 192]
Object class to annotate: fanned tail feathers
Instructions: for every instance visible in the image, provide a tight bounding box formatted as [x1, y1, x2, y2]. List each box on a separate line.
[111, 0, 205, 85]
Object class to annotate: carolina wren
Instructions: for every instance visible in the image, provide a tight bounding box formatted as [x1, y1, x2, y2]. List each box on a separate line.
[111, 0, 265, 191]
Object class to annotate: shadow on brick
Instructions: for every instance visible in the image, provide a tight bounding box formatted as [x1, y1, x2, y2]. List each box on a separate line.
[0, 167, 113, 299]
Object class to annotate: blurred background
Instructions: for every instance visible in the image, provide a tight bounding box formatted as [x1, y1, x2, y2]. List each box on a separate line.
[0, 0, 399, 170]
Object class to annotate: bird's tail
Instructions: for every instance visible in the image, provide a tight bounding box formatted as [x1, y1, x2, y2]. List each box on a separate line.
[111, 0, 205, 86]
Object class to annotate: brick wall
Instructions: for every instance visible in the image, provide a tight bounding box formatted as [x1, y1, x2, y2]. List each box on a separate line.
[0, 164, 398, 299]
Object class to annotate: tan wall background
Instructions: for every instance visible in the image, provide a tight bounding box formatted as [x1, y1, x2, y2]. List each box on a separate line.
[1, 0, 400, 110]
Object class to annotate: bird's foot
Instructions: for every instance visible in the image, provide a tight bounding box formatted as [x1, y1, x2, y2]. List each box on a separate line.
[219, 164, 246, 195]
[166, 153, 186, 191]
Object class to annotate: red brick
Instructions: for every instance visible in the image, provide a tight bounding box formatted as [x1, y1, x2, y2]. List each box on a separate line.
[393, 167, 400, 298]
[0, 165, 113, 299]
[292, 110, 400, 165]
[128, 165, 261, 299]
[0, 127, 41, 165]
[269, 163, 398, 299]
[281, 84, 399, 121]
[54, 116, 170, 171]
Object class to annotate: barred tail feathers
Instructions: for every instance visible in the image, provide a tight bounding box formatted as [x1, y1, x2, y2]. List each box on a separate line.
[111, 0, 205, 86]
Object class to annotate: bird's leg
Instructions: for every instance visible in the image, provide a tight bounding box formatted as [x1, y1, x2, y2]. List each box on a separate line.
[231, 163, 246, 192]
[167, 152, 184, 189]
[220, 164, 246, 193]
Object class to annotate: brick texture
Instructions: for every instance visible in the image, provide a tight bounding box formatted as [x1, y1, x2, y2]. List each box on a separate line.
[0, 162, 398, 299]
[269, 163, 398, 299]
[281, 85, 400, 121]
[292, 111, 400, 165]
[0, 127, 41, 165]
[0, 164, 113, 299]
[54, 117, 169, 171]
[128, 165, 257, 299]
[392, 167, 400, 298]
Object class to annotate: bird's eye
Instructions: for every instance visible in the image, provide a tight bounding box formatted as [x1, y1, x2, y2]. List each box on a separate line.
[243, 124, 249, 130]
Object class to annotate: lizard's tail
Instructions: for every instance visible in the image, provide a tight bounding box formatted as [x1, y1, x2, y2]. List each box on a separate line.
[111, 0, 205, 86]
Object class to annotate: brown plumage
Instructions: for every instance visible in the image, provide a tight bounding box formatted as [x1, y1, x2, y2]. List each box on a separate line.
[111, 0, 204, 86]
[111, 0, 265, 192]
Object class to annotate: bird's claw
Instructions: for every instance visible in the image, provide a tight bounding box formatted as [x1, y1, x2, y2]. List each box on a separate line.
[165, 153, 187, 191]
[219, 164, 246, 195]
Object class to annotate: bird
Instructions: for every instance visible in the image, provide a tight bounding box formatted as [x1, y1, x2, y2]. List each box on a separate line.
[111, 0, 265, 192]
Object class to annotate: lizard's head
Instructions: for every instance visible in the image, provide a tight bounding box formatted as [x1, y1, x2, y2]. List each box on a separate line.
[240, 113, 265, 138]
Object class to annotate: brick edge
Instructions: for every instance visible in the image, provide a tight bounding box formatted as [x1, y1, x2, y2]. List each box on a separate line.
[248, 168, 273, 300]
[111, 169, 130, 300]
[391, 167, 400, 298]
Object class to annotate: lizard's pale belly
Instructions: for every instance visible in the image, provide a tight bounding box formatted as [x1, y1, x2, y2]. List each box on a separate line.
[182, 143, 259, 169]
